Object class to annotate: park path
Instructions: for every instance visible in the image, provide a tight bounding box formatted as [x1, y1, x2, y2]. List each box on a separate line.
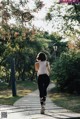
[0, 83, 80, 119]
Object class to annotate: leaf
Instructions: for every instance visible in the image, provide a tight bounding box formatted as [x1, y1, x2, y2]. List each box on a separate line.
[45, 13, 52, 21]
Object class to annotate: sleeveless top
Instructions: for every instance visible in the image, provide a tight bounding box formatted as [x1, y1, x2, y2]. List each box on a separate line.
[37, 61, 50, 76]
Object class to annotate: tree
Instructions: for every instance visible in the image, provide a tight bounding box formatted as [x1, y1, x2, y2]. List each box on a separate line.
[45, 2, 80, 41]
[0, 0, 45, 96]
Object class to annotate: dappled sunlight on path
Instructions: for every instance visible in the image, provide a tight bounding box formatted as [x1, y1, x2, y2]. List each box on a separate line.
[0, 83, 80, 119]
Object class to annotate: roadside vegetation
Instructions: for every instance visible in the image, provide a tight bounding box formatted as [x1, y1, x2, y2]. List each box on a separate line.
[0, 80, 37, 105]
[49, 87, 80, 113]
[50, 50, 80, 113]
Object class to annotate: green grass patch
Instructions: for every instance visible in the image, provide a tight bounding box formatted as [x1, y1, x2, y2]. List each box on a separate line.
[49, 87, 80, 113]
[17, 80, 37, 91]
[0, 80, 37, 105]
[0, 82, 8, 90]
[0, 96, 22, 105]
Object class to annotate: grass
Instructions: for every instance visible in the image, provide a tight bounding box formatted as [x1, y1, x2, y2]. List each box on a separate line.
[49, 87, 80, 113]
[0, 80, 37, 105]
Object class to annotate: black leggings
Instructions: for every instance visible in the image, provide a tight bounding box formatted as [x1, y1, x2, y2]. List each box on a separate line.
[38, 74, 50, 105]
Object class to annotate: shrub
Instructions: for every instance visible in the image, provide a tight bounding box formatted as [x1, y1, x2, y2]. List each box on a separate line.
[52, 51, 80, 94]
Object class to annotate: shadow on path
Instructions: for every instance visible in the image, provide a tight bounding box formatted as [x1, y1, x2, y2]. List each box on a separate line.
[0, 83, 80, 119]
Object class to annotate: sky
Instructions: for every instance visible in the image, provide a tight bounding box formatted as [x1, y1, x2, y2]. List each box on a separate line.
[7, 0, 79, 41]
[1, 0, 80, 40]
[28, 0, 63, 33]
[32, 0, 53, 33]
[7, 0, 70, 35]
[8, 0, 60, 33]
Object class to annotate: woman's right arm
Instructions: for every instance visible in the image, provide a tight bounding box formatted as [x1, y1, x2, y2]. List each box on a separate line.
[35, 62, 39, 72]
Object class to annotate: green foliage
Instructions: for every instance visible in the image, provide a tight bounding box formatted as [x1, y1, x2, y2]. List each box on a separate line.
[0, 43, 6, 56]
[52, 51, 80, 94]
[45, 3, 80, 38]
[48, 33, 68, 62]
[0, 28, 49, 83]
[45, 12, 52, 21]
[49, 87, 80, 113]
[0, 80, 37, 105]
[0, 0, 44, 26]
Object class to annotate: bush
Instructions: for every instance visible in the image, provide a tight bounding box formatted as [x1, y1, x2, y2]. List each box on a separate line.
[52, 51, 80, 94]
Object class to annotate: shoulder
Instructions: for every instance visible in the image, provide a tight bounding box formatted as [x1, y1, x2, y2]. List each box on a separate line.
[35, 61, 39, 64]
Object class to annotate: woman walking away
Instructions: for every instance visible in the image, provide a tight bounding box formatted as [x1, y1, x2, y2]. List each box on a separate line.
[35, 52, 50, 114]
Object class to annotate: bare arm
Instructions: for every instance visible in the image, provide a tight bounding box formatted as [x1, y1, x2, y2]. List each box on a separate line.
[35, 62, 39, 72]
[46, 62, 50, 73]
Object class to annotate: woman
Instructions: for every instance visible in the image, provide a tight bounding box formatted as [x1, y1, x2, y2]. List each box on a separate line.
[35, 52, 50, 114]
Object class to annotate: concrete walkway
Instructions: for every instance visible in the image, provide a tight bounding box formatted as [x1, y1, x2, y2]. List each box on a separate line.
[0, 83, 80, 119]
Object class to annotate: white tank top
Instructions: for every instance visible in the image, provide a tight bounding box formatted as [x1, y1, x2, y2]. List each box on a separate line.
[37, 61, 50, 76]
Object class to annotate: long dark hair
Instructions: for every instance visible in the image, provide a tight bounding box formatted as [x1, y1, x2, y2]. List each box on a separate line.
[36, 52, 47, 61]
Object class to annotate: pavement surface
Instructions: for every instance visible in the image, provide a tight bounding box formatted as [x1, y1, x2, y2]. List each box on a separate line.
[0, 83, 80, 119]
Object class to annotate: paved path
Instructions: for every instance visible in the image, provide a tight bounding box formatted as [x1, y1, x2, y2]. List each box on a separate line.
[0, 83, 80, 119]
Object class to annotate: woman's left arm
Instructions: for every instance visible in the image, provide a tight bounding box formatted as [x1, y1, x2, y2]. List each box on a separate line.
[47, 61, 50, 73]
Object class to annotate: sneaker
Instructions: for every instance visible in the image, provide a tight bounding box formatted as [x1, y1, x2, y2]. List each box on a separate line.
[41, 106, 45, 114]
